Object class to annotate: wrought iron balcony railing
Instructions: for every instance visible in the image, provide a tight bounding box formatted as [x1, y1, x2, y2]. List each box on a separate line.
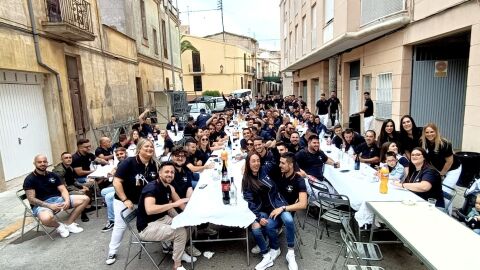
[43, 0, 95, 40]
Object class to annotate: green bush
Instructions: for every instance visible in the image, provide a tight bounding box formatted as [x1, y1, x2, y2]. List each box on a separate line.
[202, 90, 221, 97]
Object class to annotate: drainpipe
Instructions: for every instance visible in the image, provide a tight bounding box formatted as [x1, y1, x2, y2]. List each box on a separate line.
[27, 0, 69, 149]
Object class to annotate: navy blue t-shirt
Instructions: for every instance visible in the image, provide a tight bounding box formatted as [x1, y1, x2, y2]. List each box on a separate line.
[114, 156, 158, 204]
[72, 151, 96, 171]
[23, 171, 62, 206]
[295, 149, 329, 180]
[276, 173, 307, 205]
[356, 142, 380, 167]
[137, 181, 172, 232]
[172, 166, 193, 199]
[408, 167, 444, 207]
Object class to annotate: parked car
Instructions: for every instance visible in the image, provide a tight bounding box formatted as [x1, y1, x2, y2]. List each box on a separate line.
[208, 97, 226, 112]
[189, 96, 213, 103]
[232, 89, 252, 100]
[188, 102, 211, 119]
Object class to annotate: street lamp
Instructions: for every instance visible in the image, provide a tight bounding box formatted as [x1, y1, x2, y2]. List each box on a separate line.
[220, 64, 224, 73]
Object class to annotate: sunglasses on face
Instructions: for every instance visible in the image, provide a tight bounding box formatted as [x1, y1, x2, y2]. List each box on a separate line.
[201, 138, 209, 141]
[247, 143, 254, 146]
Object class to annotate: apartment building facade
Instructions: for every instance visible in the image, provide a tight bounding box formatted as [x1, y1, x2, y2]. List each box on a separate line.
[280, 0, 480, 152]
[256, 49, 282, 97]
[181, 34, 256, 98]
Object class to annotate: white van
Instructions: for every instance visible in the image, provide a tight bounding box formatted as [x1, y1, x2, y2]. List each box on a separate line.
[231, 89, 252, 100]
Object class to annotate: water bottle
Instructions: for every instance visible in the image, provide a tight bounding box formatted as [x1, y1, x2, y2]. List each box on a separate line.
[229, 177, 237, 206]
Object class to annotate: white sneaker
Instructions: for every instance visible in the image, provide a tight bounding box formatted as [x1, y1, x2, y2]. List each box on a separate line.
[56, 223, 70, 238]
[269, 248, 281, 262]
[176, 266, 187, 270]
[251, 245, 261, 254]
[255, 252, 273, 270]
[286, 250, 298, 270]
[181, 252, 197, 263]
[186, 244, 202, 257]
[66, 223, 84, 233]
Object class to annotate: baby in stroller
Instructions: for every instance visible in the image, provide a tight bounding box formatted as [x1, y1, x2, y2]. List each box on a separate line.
[465, 194, 480, 235]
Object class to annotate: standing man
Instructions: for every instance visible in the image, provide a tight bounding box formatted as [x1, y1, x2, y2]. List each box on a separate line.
[328, 91, 341, 126]
[136, 161, 193, 270]
[196, 108, 211, 129]
[315, 93, 330, 126]
[24, 155, 89, 238]
[358, 92, 374, 133]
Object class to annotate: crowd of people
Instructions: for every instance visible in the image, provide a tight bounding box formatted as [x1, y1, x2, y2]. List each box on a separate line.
[22, 91, 473, 270]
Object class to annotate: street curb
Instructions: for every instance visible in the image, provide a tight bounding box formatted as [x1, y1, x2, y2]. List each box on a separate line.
[0, 218, 32, 241]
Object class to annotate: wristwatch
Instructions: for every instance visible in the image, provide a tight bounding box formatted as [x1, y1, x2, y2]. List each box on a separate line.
[282, 206, 287, 211]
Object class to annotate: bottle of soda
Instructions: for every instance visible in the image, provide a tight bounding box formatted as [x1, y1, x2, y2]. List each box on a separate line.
[221, 160, 230, 204]
[379, 165, 389, 194]
[229, 177, 237, 206]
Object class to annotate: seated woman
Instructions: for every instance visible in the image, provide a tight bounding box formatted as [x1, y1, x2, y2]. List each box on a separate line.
[377, 119, 400, 147]
[392, 147, 444, 207]
[420, 123, 461, 188]
[379, 141, 409, 177]
[159, 129, 174, 158]
[196, 135, 212, 165]
[242, 153, 289, 270]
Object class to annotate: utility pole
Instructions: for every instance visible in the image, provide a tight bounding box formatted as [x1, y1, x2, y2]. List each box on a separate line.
[218, 0, 225, 42]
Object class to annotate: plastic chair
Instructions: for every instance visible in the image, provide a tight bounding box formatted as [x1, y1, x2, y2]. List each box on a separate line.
[338, 230, 384, 270]
[121, 208, 167, 270]
[16, 189, 55, 241]
[442, 184, 457, 215]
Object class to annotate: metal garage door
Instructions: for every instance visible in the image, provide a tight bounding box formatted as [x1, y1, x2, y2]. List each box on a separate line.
[0, 71, 52, 181]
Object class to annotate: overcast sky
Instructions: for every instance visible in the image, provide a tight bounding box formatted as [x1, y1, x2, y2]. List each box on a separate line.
[177, 0, 280, 50]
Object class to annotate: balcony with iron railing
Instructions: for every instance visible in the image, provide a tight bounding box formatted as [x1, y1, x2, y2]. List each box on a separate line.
[42, 0, 95, 41]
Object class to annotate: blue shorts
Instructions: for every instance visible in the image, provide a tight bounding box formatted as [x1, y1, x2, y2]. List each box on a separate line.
[32, 196, 74, 217]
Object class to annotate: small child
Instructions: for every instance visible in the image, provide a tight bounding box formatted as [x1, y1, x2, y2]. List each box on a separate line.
[381, 151, 405, 181]
[466, 194, 480, 235]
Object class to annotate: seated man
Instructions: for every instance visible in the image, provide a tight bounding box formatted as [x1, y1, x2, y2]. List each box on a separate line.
[331, 124, 344, 147]
[270, 152, 308, 270]
[24, 155, 90, 238]
[100, 147, 127, 233]
[112, 134, 129, 150]
[355, 130, 380, 168]
[295, 135, 337, 181]
[184, 139, 214, 174]
[72, 138, 108, 184]
[95, 137, 114, 162]
[53, 152, 91, 222]
[137, 161, 195, 270]
[336, 128, 365, 153]
[287, 131, 302, 153]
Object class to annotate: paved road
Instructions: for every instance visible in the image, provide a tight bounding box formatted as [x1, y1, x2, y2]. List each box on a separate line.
[0, 206, 426, 270]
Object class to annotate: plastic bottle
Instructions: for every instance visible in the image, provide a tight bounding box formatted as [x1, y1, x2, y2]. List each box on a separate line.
[379, 165, 389, 194]
[229, 177, 237, 206]
[354, 155, 360, 170]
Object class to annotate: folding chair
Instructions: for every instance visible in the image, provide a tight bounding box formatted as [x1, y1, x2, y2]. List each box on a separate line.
[16, 189, 55, 241]
[302, 178, 330, 230]
[332, 216, 383, 269]
[121, 208, 167, 270]
[442, 184, 457, 215]
[338, 230, 384, 270]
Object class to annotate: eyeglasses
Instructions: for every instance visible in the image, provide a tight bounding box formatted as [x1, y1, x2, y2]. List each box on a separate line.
[411, 153, 423, 157]
[174, 155, 186, 158]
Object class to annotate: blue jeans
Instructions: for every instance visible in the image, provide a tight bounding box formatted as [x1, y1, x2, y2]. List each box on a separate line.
[474, 229, 480, 235]
[251, 212, 280, 254]
[278, 211, 296, 248]
[32, 196, 74, 216]
[101, 187, 115, 222]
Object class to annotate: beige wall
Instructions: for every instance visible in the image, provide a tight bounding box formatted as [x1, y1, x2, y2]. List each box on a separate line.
[181, 35, 254, 96]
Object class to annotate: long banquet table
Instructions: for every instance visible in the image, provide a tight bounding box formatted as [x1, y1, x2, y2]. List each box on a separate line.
[320, 142, 423, 227]
[367, 201, 480, 270]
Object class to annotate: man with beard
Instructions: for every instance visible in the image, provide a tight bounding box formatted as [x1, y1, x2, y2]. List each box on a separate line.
[355, 130, 380, 168]
[287, 131, 303, 153]
[338, 128, 365, 153]
[23, 155, 89, 238]
[295, 135, 337, 181]
[276, 122, 295, 145]
[270, 152, 308, 270]
[136, 161, 194, 270]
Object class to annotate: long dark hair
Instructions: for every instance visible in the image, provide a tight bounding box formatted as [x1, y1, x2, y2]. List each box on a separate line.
[378, 119, 399, 145]
[405, 147, 434, 182]
[379, 141, 396, 163]
[242, 153, 263, 193]
[400, 115, 421, 138]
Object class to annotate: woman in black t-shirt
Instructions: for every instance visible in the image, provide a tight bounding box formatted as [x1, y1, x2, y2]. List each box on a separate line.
[159, 129, 174, 157]
[420, 123, 461, 187]
[399, 115, 423, 159]
[377, 119, 400, 147]
[196, 135, 212, 165]
[393, 147, 444, 207]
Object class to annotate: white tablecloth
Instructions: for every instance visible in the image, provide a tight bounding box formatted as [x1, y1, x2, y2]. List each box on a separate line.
[368, 201, 480, 270]
[321, 142, 423, 227]
[171, 151, 255, 229]
[87, 164, 115, 178]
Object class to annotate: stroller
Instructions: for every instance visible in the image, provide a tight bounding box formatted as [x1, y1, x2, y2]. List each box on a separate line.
[454, 176, 480, 229]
